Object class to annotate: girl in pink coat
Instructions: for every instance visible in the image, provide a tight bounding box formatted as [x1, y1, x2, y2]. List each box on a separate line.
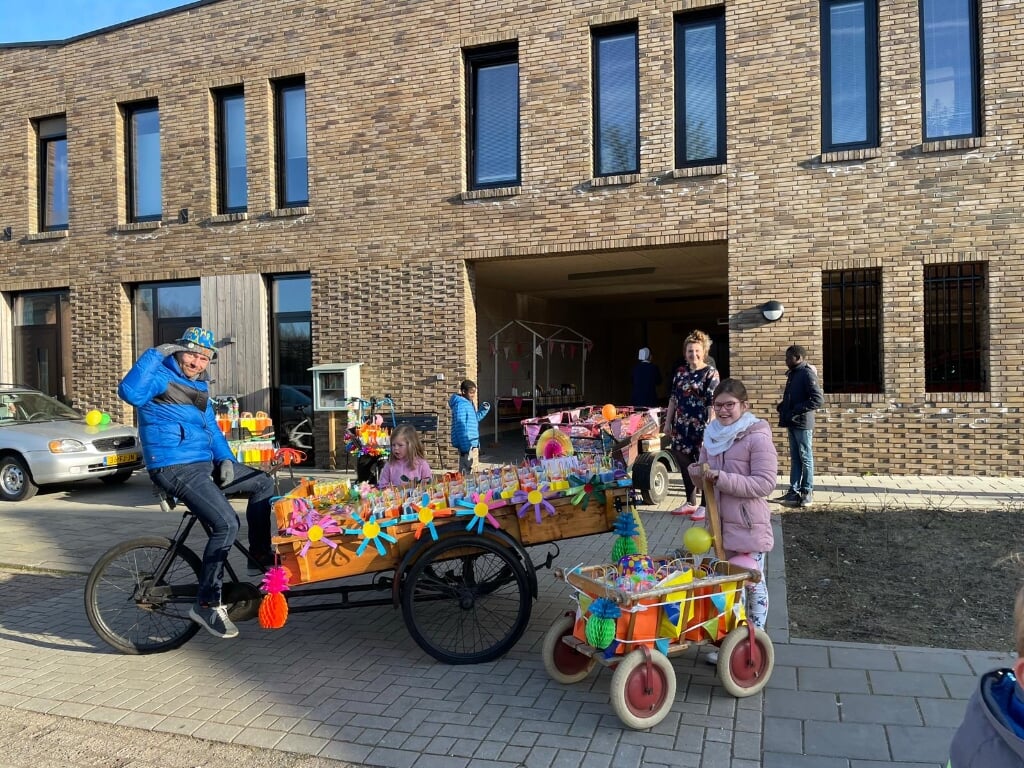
[688, 378, 778, 630]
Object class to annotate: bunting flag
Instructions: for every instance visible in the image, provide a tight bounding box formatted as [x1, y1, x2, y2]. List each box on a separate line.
[510, 360, 520, 374]
[710, 592, 727, 614]
[503, 345, 510, 359]
[489, 342, 496, 357]
[560, 343, 566, 358]
[655, 637, 671, 655]
[548, 339, 555, 354]
[569, 345, 576, 359]
[534, 344, 543, 358]
[702, 615, 720, 640]
[513, 396, 523, 411]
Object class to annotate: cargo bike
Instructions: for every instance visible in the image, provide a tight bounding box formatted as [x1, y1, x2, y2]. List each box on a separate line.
[83, 463, 638, 666]
[540, 481, 775, 729]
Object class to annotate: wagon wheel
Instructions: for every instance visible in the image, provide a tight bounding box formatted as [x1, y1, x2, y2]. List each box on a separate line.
[609, 648, 677, 729]
[717, 624, 775, 697]
[541, 613, 596, 684]
[400, 534, 532, 664]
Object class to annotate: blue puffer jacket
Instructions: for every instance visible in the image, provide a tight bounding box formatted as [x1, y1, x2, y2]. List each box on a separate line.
[448, 393, 490, 452]
[118, 348, 234, 470]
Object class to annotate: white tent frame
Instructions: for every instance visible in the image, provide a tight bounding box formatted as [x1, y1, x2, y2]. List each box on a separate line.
[487, 319, 591, 441]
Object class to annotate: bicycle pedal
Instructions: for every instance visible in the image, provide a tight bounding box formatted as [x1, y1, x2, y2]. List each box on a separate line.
[153, 487, 178, 512]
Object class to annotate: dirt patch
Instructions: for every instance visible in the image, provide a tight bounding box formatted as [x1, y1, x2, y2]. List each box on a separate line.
[781, 506, 1024, 651]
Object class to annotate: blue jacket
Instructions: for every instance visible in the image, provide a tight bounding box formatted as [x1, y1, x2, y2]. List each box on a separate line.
[448, 393, 490, 452]
[949, 669, 1024, 767]
[118, 348, 234, 470]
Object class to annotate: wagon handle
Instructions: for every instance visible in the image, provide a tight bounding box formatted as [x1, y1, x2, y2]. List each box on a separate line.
[702, 463, 727, 560]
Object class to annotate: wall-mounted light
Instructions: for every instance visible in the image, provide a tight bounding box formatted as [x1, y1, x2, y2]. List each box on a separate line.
[1, 227, 11, 241]
[761, 300, 784, 322]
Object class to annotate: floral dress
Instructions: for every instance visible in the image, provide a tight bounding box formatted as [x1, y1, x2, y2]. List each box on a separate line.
[668, 365, 720, 456]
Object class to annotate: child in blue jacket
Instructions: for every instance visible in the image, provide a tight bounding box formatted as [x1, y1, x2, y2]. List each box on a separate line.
[448, 379, 490, 475]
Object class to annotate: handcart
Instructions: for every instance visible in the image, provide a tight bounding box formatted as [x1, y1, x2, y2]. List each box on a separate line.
[83, 463, 638, 666]
[539, 479, 774, 729]
[521, 405, 678, 504]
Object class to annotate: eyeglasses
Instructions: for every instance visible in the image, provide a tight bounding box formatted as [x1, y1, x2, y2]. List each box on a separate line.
[712, 400, 742, 411]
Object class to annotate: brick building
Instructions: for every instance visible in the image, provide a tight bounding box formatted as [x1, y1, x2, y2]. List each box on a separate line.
[1, 0, 1021, 474]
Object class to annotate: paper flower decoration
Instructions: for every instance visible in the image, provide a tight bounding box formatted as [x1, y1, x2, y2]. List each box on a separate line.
[568, 473, 606, 509]
[286, 508, 344, 557]
[535, 428, 574, 460]
[512, 485, 556, 524]
[454, 491, 502, 534]
[403, 493, 455, 541]
[258, 566, 290, 630]
[342, 510, 399, 556]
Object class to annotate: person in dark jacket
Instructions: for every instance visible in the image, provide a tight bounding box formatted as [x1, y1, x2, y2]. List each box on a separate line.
[118, 327, 275, 639]
[774, 345, 824, 508]
[448, 379, 490, 475]
[948, 585, 1024, 767]
[630, 347, 662, 408]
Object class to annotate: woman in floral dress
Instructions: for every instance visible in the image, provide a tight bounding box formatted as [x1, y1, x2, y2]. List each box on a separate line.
[663, 329, 719, 507]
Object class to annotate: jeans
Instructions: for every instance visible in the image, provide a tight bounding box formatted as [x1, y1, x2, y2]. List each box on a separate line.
[787, 427, 814, 496]
[150, 461, 275, 606]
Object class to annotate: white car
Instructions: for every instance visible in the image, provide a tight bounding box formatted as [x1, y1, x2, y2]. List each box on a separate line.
[0, 384, 143, 502]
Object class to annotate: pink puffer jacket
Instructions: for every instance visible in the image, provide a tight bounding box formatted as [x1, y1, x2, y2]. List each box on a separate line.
[688, 418, 777, 554]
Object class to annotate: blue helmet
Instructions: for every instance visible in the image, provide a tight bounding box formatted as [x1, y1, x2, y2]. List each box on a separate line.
[175, 327, 217, 360]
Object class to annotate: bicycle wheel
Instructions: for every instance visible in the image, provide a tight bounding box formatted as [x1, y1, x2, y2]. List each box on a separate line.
[400, 534, 532, 664]
[85, 537, 202, 654]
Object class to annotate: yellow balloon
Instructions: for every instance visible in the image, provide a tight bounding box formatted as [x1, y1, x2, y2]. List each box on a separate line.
[683, 526, 713, 555]
[85, 410, 102, 427]
[601, 404, 617, 421]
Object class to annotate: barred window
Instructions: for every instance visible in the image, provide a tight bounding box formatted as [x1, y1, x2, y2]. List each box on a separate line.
[822, 268, 882, 393]
[924, 262, 987, 392]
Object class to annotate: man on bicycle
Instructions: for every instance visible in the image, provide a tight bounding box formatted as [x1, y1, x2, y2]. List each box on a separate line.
[118, 327, 276, 639]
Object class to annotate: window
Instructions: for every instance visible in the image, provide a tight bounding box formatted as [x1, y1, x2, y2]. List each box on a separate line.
[274, 77, 308, 208]
[674, 9, 726, 167]
[36, 116, 68, 231]
[13, 291, 72, 400]
[592, 23, 639, 177]
[133, 281, 201, 353]
[215, 88, 247, 214]
[822, 268, 882, 393]
[924, 262, 987, 392]
[125, 102, 161, 222]
[821, 0, 879, 151]
[920, 0, 980, 141]
[465, 44, 520, 190]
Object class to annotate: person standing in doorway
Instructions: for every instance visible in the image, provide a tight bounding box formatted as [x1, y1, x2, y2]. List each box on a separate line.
[630, 347, 662, 408]
[663, 329, 719, 508]
[774, 344, 824, 508]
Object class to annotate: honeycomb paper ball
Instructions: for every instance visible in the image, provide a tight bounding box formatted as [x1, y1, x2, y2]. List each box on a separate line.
[84, 410, 102, 427]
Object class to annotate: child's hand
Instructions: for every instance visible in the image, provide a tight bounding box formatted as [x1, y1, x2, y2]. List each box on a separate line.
[703, 468, 720, 485]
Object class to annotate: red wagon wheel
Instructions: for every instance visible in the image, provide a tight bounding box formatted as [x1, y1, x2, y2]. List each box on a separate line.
[717, 624, 775, 697]
[541, 613, 596, 685]
[609, 648, 677, 729]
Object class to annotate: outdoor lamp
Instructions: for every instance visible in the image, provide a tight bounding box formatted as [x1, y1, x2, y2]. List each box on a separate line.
[761, 300, 784, 322]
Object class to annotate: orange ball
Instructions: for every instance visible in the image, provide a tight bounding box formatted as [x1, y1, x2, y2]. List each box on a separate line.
[601, 404, 617, 421]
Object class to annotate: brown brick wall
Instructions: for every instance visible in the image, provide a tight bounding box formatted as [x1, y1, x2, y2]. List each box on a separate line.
[0, 0, 1022, 474]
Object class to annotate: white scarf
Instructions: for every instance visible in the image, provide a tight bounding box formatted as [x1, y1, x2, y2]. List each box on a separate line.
[703, 412, 758, 456]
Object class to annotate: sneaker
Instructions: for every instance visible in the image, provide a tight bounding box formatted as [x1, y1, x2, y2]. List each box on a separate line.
[799, 492, 814, 508]
[189, 603, 239, 639]
[705, 651, 719, 665]
[771, 490, 800, 504]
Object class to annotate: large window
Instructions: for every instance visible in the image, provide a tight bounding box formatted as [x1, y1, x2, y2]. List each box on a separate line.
[920, 0, 980, 141]
[924, 262, 987, 392]
[822, 268, 882, 393]
[674, 9, 726, 167]
[125, 101, 161, 222]
[821, 0, 879, 151]
[215, 88, 247, 214]
[592, 23, 639, 177]
[466, 44, 520, 190]
[133, 281, 202, 353]
[274, 77, 308, 208]
[13, 291, 72, 401]
[36, 116, 68, 231]
[270, 274, 313, 462]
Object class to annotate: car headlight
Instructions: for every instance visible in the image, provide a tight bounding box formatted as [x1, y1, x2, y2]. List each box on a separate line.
[48, 439, 87, 453]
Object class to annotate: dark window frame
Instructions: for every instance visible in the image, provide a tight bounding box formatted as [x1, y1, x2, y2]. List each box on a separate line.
[214, 86, 247, 214]
[822, 267, 883, 394]
[36, 115, 69, 232]
[465, 43, 521, 190]
[673, 8, 727, 168]
[820, 0, 880, 152]
[592, 21, 640, 178]
[924, 262, 987, 392]
[919, 0, 981, 142]
[124, 100, 162, 223]
[273, 77, 308, 209]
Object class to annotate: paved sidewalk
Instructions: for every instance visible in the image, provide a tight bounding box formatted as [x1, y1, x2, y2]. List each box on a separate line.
[0, 470, 1018, 767]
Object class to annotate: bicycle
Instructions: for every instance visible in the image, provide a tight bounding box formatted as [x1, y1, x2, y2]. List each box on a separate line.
[282, 403, 313, 451]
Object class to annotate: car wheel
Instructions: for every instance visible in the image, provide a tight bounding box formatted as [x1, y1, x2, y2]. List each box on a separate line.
[0, 455, 39, 502]
[99, 469, 134, 485]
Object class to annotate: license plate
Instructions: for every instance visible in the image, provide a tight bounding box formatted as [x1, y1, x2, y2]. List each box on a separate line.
[105, 452, 140, 467]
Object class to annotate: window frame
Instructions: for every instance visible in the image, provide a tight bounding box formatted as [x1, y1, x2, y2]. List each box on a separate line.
[919, 0, 981, 142]
[465, 43, 521, 191]
[592, 21, 640, 178]
[36, 115, 68, 232]
[924, 262, 987, 393]
[821, 267, 883, 394]
[124, 100, 162, 223]
[273, 77, 308, 209]
[673, 8, 726, 168]
[214, 86, 247, 215]
[820, 0, 880, 153]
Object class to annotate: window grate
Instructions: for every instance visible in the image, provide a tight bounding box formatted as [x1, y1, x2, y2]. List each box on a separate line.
[822, 268, 882, 393]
